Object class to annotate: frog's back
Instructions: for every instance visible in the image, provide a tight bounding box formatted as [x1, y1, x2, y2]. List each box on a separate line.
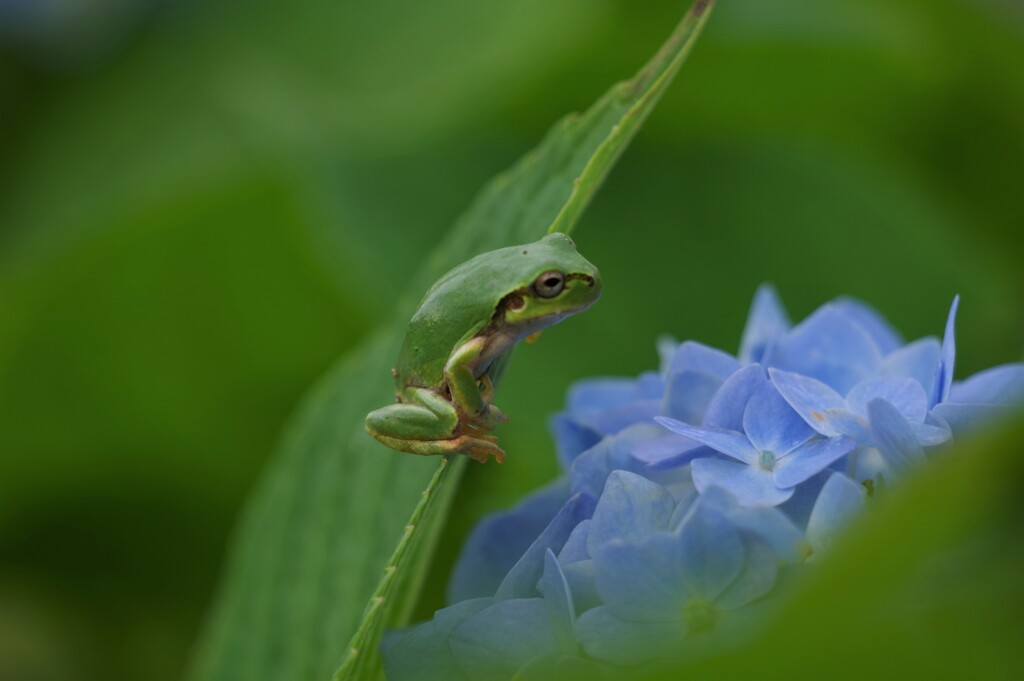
[394, 233, 590, 390]
[395, 249, 514, 388]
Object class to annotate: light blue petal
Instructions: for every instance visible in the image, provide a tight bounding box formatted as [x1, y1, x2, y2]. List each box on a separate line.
[911, 418, 952, 447]
[581, 399, 662, 436]
[703, 364, 765, 430]
[699, 487, 805, 563]
[739, 284, 791, 364]
[558, 519, 590, 564]
[592, 534, 686, 621]
[831, 297, 903, 355]
[448, 478, 569, 604]
[576, 606, 683, 665]
[867, 398, 925, 474]
[675, 498, 745, 601]
[768, 368, 848, 437]
[932, 402, 1018, 435]
[450, 598, 556, 681]
[567, 378, 636, 415]
[495, 492, 596, 601]
[655, 417, 758, 464]
[742, 379, 814, 456]
[382, 598, 492, 681]
[806, 472, 865, 554]
[772, 304, 882, 393]
[715, 536, 778, 609]
[934, 295, 959, 406]
[772, 436, 856, 489]
[548, 413, 602, 471]
[730, 507, 804, 563]
[846, 376, 928, 423]
[691, 458, 794, 507]
[950, 363, 1024, 405]
[561, 560, 601, 614]
[667, 340, 742, 379]
[586, 470, 675, 555]
[879, 337, 941, 398]
[632, 433, 704, 467]
[570, 423, 662, 500]
[663, 342, 742, 425]
[538, 550, 576, 653]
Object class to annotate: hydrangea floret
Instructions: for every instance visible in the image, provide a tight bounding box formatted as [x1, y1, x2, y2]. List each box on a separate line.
[383, 286, 1022, 680]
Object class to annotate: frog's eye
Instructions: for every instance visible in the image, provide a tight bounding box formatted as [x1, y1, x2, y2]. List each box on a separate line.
[533, 270, 565, 298]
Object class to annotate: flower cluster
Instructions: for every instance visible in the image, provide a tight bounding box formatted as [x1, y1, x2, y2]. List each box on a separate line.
[383, 286, 1022, 680]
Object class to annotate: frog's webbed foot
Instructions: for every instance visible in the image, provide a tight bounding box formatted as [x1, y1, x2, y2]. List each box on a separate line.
[457, 436, 506, 464]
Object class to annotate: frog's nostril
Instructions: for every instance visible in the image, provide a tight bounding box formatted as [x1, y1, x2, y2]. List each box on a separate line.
[583, 275, 595, 287]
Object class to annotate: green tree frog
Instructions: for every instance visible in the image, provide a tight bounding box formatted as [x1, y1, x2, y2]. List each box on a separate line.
[365, 232, 601, 464]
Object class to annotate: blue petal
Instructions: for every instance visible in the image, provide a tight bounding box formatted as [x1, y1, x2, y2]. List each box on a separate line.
[950, 363, 1024, 405]
[567, 378, 636, 415]
[675, 498, 745, 601]
[739, 284, 791, 364]
[448, 478, 569, 604]
[772, 436, 855, 489]
[582, 399, 663, 436]
[548, 413, 602, 471]
[932, 402, 1018, 435]
[730, 507, 804, 563]
[570, 423, 661, 500]
[742, 379, 814, 456]
[806, 472, 865, 554]
[558, 519, 591, 564]
[768, 368, 848, 437]
[880, 338, 940, 398]
[703, 364, 765, 430]
[867, 398, 925, 474]
[576, 605, 682, 665]
[663, 342, 742, 424]
[831, 297, 903, 355]
[632, 433, 704, 468]
[934, 295, 959, 406]
[450, 598, 556, 681]
[845, 376, 928, 423]
[538, 550, 576, 652]
[382, 598, 492, 681]
[586, 470, 675, 555]
[561, 560, 601, 614]
[911, 417, 952, 447]
[655, 417, 758, 465]
[772, 304, 883, 393]
[715, 536, 778, 609]
[495, 492, 596, 601]
[592, 534, 686, 621]
[691, 458, 794, 507]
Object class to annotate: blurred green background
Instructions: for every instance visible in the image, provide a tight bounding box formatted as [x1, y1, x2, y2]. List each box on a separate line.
[0, 1, 1021, 680]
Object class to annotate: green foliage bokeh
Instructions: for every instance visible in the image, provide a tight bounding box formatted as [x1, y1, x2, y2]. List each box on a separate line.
[0, 1, 1020, 680]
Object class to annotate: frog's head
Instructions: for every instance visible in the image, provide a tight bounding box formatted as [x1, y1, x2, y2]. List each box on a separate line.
[500, 232, 602, 332]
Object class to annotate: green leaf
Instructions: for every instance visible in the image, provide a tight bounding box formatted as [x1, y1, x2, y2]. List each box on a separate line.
[186, 4, 715, 681]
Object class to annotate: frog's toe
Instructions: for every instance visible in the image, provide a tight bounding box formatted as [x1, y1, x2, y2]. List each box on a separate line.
[455, 436, 505, 464]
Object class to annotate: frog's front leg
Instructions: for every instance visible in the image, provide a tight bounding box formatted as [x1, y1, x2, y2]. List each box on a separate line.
[364, 386, 505, 463]
[445, 337, 508, 430]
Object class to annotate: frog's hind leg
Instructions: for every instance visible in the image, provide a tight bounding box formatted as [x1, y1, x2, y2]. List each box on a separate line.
[365, 387, 506, 463]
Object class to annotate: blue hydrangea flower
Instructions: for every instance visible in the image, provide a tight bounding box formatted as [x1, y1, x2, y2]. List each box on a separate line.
[383, 286, 1022, 680]
[576, 472, 779, 665]
[655, 369, 856, 507]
